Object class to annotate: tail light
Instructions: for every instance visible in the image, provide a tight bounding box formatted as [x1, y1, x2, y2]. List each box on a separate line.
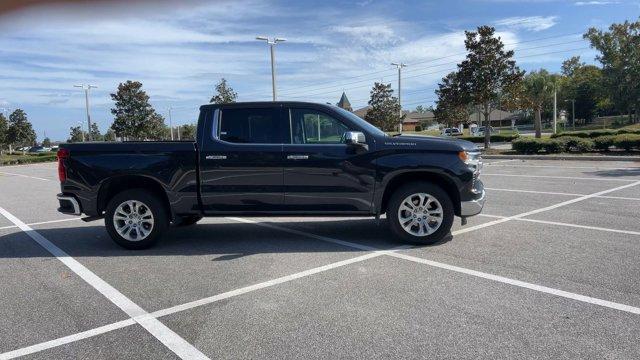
[57, 148, 70, 182]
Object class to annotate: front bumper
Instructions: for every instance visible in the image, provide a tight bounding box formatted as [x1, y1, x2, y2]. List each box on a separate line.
[57, 193, 81, 215]
[460, 187, 486, 217]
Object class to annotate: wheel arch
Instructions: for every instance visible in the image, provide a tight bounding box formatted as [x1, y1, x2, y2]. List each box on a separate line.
[378, 171, 461, 216]
[97, 175, 173, 220]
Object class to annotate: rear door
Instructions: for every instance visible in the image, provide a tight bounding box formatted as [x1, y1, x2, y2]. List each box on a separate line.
[282, 107, 376, 212]
[199, 104, 285, 212]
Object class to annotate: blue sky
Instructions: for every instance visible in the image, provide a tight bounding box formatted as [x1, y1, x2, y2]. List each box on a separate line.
[0, 0, 638, 141]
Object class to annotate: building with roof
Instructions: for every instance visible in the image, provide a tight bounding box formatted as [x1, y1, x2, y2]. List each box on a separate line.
[336, 92, 352, 112]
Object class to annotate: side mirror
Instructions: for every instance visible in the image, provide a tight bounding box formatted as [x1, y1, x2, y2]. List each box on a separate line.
[342, 131, 368, 151]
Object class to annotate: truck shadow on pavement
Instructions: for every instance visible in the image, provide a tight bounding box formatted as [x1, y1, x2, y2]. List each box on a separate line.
[585, 168, 640, 178]
[0, 218, 451, 260]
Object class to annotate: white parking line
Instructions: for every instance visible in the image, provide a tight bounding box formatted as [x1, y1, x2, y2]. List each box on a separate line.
[479, 214, 640, 236]
[483, 173, 637, 182]
[0, 207, 210, 360]
[0, 171, 51, 181]
[485, 163, 638, 170]
[387, 252, 640, 315]
[485, 159, 518, 165]
[0, 217, 82, 231]
[485, 187, 640, 201]
[0, 319, 136, 360]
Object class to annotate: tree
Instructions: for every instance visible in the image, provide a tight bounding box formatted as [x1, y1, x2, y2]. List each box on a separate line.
[365, 82, 401, 131]
[6, 109, 36, 147]
[42, 137, 51, 147]
[110, 81, 167, 140]
[414, 105, 427, 114]
[89, 123, 103, 141]
[585, 18, 640, 123]
[561, 56, 585, 77]
[104, 128, 117, 142]
[145, 113, 169, 140]
[520, 70, 555, 138]
[179, 124, 197, 140]
[456, 26, 524, 148]
[210, 78, 237, 104]
[68, 125, 85, 143]
[558, 64, 605, 123]
[435, 72, 470, 128]
[0, 113, 7, 150]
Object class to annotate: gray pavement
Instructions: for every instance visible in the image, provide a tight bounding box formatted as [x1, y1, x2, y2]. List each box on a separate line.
[1, 159, 639, 359]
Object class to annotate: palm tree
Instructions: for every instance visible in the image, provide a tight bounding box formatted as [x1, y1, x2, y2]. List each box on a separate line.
[522, 70, 555, 138]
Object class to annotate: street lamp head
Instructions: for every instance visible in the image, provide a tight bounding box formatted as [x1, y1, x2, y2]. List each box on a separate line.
[74, 84, 83, 88]
[274, 38, 286, 43]
[256, 36, 268, 41]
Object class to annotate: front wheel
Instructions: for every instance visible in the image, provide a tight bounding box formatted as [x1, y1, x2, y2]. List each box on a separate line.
[105, 189, 168, 250]
[387, 182, 454, 245]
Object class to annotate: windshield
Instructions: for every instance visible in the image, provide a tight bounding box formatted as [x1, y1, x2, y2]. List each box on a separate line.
[332, 107, 387, 137]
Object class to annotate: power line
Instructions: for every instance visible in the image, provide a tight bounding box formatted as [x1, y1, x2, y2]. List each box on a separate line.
[277, 39, 589, 98]
[271, 31, 586, 97]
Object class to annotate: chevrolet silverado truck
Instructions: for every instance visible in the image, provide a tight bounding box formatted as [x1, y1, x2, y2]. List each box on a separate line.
[56, 102, 485, 249]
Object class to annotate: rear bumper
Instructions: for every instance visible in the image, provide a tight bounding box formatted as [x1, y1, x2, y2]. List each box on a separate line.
[57, 193, 81, 215]
[460, 180, 485, 217]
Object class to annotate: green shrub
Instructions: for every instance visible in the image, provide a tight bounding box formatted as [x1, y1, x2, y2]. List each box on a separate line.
[575, 138, 595, 152]
[512, 138, 543, 154]
[543, 138, 564, 153]
[551, 131, 590, 139]
[593, 135, 616, 151]
[460, 134, 520, 143]
[612, 134, 640, 151]
[414, 125, 422, 132]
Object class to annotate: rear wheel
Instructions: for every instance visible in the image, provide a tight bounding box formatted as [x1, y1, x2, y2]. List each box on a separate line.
[105, 189, 168, 250]
[387, 182, 454, 245]
[173, 215, 203, 227]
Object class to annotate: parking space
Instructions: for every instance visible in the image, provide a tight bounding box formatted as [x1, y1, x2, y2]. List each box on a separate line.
[1, 159, 639, 359]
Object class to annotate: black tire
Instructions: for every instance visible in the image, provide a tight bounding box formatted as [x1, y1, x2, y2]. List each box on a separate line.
[104, 189, 168, 250]
[173, 215, 203, 227]
[387, 182, 454, 245]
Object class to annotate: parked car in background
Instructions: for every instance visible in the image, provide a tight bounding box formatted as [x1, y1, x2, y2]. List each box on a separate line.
[471, 126, 495, 136]
[441, 128, 462, 136]
[57, 101, 485, 249]
[28, 146, 50, 153]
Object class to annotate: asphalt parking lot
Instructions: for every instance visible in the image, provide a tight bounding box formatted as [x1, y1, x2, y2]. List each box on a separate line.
[1, 159, 639, 359]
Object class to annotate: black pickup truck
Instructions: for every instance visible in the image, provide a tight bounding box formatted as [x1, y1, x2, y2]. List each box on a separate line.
[57, 102, 485, 249]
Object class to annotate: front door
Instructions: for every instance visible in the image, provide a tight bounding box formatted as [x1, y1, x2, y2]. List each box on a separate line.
[199, 105, 284, 212]
[283, 107, 375, 212]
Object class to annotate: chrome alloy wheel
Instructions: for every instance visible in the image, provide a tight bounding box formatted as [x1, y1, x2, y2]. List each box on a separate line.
[397, 193, 444, 236]
[113, 200, 154, 242]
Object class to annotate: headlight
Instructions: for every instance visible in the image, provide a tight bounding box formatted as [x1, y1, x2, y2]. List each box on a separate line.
[458, 150, 482, 175]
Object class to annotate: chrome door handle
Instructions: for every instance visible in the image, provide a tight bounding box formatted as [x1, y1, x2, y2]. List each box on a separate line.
[287, 155, 309, 160]
[205, 155, 227, 160]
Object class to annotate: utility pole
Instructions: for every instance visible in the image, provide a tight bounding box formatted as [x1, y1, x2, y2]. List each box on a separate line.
[256, 36, 286, 101]
[391, 62, 407, 132]
[74, 84, 97, 141]
[565, 99, 575, 130]
[553, 85, 557, 134]
[167, 106, 174, 140]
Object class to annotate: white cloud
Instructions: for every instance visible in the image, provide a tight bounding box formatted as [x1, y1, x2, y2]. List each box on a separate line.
[574, 1, 619, 5]
[495, 16, 559, 32]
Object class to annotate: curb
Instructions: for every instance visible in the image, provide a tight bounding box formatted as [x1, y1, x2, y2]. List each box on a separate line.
[482, 154, 640, 162]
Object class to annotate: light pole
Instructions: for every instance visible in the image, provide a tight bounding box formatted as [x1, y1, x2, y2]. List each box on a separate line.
[74, 84, 97, 141]
[391, 62, 407, 132]
[167, 106, 174, 140]
[565, 99, 575, 130]
[256, 36, 286, 101]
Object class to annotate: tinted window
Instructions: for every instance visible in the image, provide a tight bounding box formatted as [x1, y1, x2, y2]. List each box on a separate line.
[219, 108, 281, 144]
[290, 109, 349, 144]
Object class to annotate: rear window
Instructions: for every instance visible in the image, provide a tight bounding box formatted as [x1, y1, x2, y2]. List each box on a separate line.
[219, 108, 281, 144]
